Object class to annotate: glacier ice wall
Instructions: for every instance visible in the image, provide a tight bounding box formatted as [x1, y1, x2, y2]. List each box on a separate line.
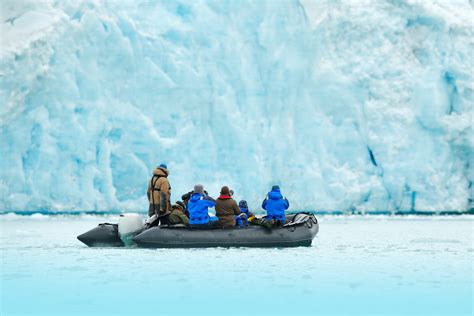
[0, 0, 472, 212]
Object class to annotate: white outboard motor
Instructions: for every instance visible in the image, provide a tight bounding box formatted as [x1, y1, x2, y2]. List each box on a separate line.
[118, 213, 144, 246]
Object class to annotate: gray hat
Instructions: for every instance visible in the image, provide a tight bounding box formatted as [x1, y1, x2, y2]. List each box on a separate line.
[194, 184, 205, 195]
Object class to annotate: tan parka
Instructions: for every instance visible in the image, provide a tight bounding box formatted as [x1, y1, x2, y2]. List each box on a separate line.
[147, 167, 171, 216]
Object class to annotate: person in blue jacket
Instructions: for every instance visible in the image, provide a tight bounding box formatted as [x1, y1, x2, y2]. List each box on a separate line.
[236, 200, 255, 226]
[188, 184, 217, 226]
[239, 200, 255, 218]
[262, 185, 289, 225]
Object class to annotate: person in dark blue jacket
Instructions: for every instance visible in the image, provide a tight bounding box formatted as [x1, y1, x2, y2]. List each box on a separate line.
[236, 200, 254, 226]
[262, 185, 289, 224]
[239, 200, 255, 218]
[188, 184, 217, 225]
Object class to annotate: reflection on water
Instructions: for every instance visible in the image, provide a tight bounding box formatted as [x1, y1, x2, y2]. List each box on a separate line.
[0, 215, 473, 315]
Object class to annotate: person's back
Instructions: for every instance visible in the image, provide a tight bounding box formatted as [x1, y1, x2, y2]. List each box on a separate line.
[147, 163, 172, 224]
[168, 203, 189, 226]
[238, 200, 254, 218]
[176, 200, 189, 218]
[188, 184, 216, 225]
[237, 200, 254, 225]
[262, 185, 289, 222]
[215, 186, 241, 228]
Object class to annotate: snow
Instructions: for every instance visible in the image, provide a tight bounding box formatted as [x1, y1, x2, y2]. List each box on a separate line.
[0, 0, 472, 212]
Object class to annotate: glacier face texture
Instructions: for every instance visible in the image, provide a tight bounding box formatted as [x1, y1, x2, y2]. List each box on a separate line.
[0, 0, 472, 213]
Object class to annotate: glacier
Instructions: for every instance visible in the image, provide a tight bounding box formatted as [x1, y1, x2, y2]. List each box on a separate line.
[0, 0, 472, 213]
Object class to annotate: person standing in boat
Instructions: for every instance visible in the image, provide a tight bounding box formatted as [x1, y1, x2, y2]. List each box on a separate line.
[188, 184, 217, 226]
[147, 163, 171, 225]
[215, 186, 242, 228]
[261, 185, 289, 226]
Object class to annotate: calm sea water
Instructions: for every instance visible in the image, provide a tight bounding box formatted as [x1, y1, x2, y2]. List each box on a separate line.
[1, 214, 472, 316]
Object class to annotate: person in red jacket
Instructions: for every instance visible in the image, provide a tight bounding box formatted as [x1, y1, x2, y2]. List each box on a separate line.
[214, 186, 241, 228]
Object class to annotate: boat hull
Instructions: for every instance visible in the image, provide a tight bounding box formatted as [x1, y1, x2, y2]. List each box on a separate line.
[77, 214, 319, 248]
[133, 220, 318, 248]
[77, 223, 124, 247]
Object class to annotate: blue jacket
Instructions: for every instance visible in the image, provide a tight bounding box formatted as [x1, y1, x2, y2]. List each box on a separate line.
[262, 189, 289, 221]
[188, 193, 216, 225]
[239, 207, 254, 217]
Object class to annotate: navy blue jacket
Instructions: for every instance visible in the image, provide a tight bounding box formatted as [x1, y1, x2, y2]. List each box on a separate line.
[239, 207, 254, 217]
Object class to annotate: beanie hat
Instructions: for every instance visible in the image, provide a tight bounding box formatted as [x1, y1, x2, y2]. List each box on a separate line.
[220, 186, 231, 195]
[271, 185, 280, 191]
[239, 200, 248, 208]
[194, 184, 205, 195]
[159, 163, 168, 169]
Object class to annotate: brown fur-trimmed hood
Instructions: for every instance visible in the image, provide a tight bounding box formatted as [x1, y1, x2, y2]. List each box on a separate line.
[153, 167, 169, 177]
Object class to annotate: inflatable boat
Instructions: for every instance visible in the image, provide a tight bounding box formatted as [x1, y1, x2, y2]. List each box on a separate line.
[77, 213, 319, 248]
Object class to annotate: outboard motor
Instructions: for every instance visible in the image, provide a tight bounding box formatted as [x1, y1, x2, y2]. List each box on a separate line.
[118, 213, 144, 246]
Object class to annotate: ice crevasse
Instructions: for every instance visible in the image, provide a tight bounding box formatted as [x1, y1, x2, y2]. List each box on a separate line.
[0, 0, 472, 212]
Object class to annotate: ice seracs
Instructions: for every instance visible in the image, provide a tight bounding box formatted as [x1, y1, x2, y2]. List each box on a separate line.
[0, 0, 472, 213]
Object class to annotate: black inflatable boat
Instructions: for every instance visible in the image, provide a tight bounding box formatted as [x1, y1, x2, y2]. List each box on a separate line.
[77, 223, 124, 247]
[77, 213, 319, 248]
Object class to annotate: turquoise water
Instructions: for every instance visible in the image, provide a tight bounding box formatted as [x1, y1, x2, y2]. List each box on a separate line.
[1, 214, 472, 315]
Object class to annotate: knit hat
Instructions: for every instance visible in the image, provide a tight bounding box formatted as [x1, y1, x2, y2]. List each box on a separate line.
[194, 184, 205, 195]
[220, 186, 231, 195]
[271, 185, 280, 191]
[239, 200, 248, 208]
[158, 163, 167, 169]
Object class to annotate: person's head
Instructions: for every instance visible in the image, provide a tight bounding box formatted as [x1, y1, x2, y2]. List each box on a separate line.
[154, 163, 169, 176]
[220, 186, 231, 196]
[176, 201, 186, 210]
[172, 203, 183, 211]
[271, 185, 280, 192]
[193, 184, 205, 195]
[239, 200, 248, 209]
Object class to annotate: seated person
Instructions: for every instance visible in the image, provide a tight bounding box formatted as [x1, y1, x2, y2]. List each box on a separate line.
[238, 200, 255, 225]
[239, 200, 254, 217]
[168, 203, 189, 226]
[182, 189, 209, 208]
[215, 186, 241, 228]
[260, 185, 289, 227]
[188, 184, 217, 226]
[175, 200, 189, 218]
